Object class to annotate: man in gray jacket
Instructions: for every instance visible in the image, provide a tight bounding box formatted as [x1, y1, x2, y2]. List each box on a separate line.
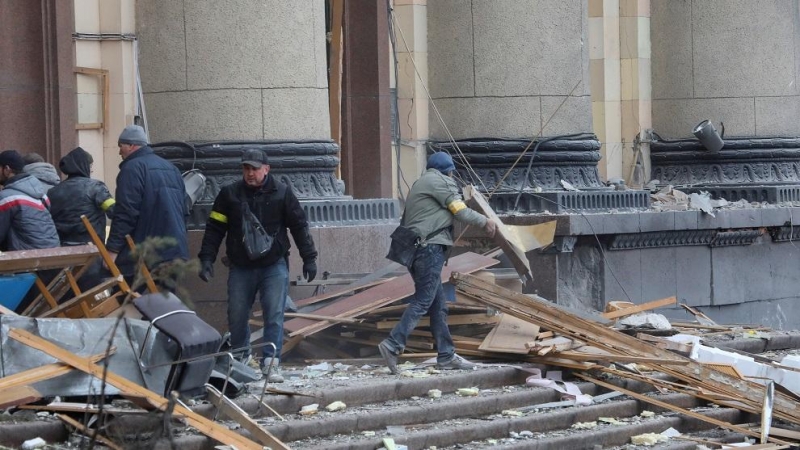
[379, 152, 497, 374]
[0, 150, 60, 251]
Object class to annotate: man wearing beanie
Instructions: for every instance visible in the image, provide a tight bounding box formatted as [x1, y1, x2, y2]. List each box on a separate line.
[378, 151, 497, 374]
[106, 125, 188, 285]
[0, 149, 60, 252]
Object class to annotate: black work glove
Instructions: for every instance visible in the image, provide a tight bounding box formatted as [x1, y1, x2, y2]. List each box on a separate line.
[302, 260, 317, 283]
[199, 260, 214, 282]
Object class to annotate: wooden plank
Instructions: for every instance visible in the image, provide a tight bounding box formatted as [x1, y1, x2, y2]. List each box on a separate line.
[0, 304, 17, 315]
[127, 235, 158, 294]
[9, 328, 264, 450]
[0, 385, 41, 409]
[58, 414, 123, 450]
[463, 186, 533, 282]
[451, 272, 800, 426]
[505, 221, 557, 252]
[555, 351, 690, 365]
[206, 385, 290, 450]
[40, 276, 123, 318]
[283, 252, 497, 339]
[0, 245, 98, 273]
[478, 314, 539, 354]
[374, 313, 500, 329]
[576, 373, 791, 446]
[284, 312, 362, 323]
[19, 402, 170, 416]
[0, 350, 112, 391]
[601, 296, 677, 320]
[295, 275, 397, 307]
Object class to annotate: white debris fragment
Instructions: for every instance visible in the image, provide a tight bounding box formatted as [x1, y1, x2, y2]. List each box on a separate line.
[325, 401, 346, 412]
[299, 404, 319, 416]
[618, 313, 672, 330]
[689, 191, 715, 216]
[640, 410, 655, 418]
[502, 410, 523, 417]
[571, 421, 598, 430]
[362, 431, 376, 437]
[427, 389, 442, 399]
[630, 433, 668, 446]
[456, 387, 480, 397]
[598, 416, 624, 425]
[20, 438, 47, 450]
[560, 179, 580, 191]
[661, 427, 681, 438]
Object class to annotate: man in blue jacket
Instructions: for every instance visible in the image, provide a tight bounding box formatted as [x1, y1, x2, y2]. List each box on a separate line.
[107, 125, 188, 285]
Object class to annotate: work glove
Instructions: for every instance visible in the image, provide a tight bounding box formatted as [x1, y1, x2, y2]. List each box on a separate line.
[199, 260, 214, 282]
[302, 260, 317, 283]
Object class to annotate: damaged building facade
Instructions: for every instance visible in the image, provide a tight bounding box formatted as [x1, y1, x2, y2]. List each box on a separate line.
[2, 0, 800, 330]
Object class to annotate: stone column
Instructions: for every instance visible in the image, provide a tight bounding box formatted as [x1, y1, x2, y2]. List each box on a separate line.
[427, 1, 592, 141]
[0, 0, 76, 161]
[137, 0, 330, 143]
[652, 0, 800, 138]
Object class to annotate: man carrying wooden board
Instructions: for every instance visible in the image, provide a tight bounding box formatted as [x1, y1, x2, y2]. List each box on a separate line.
[379, 152, 497, 374]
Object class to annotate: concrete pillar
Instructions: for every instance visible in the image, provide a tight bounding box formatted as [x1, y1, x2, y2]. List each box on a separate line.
[392, 0, 429, 195]
[136, 0, 330, 143]
[652, 0, 800, 138]
[0, 0, 76, 162]
[427, 1, 592, 141]
[340, 0, 393, 199]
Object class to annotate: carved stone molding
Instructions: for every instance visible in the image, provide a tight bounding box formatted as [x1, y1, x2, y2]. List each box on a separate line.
[608, 229, 762, 250]
[428, 136, 605, 192]
[651, 137, 800, 185]
[152, 140, 346, 202]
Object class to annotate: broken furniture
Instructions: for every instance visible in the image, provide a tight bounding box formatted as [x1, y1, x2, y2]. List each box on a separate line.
[133, 292, 222, 398]
[0, 245, 122, 318]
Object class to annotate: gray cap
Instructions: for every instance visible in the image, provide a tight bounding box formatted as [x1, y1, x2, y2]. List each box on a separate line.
[241, 149, 268, 168]
[118, 125, 148, 146]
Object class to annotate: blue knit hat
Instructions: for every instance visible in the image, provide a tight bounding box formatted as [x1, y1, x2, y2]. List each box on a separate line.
[427, 152, 455, 174]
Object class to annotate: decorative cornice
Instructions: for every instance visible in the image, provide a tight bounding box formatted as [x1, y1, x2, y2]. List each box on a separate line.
[650, 137, 800, 185]
[152, 140, 346, 201]
[428, 136, 605, 191]
[608, 229, 763, 250]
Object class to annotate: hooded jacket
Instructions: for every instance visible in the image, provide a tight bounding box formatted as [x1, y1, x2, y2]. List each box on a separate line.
[23, 162, 60, 191]
[106, 145, 189, 275]
[0, 173, 60, 250]
[199, 174, 317, 268]
[48, 147, 116, 245]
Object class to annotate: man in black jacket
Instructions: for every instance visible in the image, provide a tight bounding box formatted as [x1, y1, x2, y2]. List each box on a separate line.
[48, 147, 115, 245]
[107, 125, 188, 283]
[198, 149, 317, 383]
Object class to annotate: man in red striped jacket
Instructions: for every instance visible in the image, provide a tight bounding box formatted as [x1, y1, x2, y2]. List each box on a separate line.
[0, 150, 60, 251]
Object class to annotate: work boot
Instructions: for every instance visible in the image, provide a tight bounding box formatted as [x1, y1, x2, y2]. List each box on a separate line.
[378, 340, 398, 374]
[437, 354, 475, 370]
[262, 359, 284, 383]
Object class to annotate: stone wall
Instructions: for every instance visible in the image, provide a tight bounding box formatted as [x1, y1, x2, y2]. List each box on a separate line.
[136, 0, 330, 143]
[652, 0, 800, 138]
[427, 0, 592, 139]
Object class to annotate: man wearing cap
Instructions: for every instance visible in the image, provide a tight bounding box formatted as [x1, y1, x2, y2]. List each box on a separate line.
[0, 149, 60, 251]
[378, 152, 497, 374]
[107, 125, 188, 283]
[198, 148, 318, 383]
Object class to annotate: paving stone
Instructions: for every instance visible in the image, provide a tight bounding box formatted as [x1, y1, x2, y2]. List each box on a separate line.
[639, 211, 675, 232]
[674, 210, 699, 230]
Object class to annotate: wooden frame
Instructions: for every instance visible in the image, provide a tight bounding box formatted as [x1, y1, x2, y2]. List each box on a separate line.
[74, 67, 109, 131]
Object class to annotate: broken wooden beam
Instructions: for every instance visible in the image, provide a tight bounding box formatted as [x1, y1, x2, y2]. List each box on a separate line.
[601, 296, 677, 320]
[9, 328, 268, 450]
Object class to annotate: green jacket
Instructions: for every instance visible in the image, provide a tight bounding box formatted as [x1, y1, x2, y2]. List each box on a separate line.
[403, 169, 487, 246]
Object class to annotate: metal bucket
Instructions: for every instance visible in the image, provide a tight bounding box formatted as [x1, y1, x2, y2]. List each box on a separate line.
[692, 119, 724, 152]
[183, 169, 207, 209]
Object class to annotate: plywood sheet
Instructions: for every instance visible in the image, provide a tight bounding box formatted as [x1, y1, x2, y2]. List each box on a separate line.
[478, 314, 539, 354]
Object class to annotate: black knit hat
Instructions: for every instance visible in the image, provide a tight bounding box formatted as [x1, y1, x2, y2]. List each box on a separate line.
[0, 150, 26, 172]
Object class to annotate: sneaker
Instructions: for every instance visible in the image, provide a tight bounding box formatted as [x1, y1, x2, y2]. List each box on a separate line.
[437, 354, 475, 370]
[378, 340, 398, 374]
[262, 363, 284, 383]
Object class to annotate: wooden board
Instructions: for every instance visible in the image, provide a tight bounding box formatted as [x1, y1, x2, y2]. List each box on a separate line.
[451, 272, 800, 426]
[58, 414, 123, 450]
[0, 385, 41, 409]
[374, 313, 500, 329]
[478, 314, 539, 354]
[601, 296, 677, 320]
[9, 328, 265, 450]
[206, 385, 290, 450]
[0, 245, 98, 273]
[283, 252, 497, 340]
[0, 350, 112, 390]
[463, 185, 533, 281]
